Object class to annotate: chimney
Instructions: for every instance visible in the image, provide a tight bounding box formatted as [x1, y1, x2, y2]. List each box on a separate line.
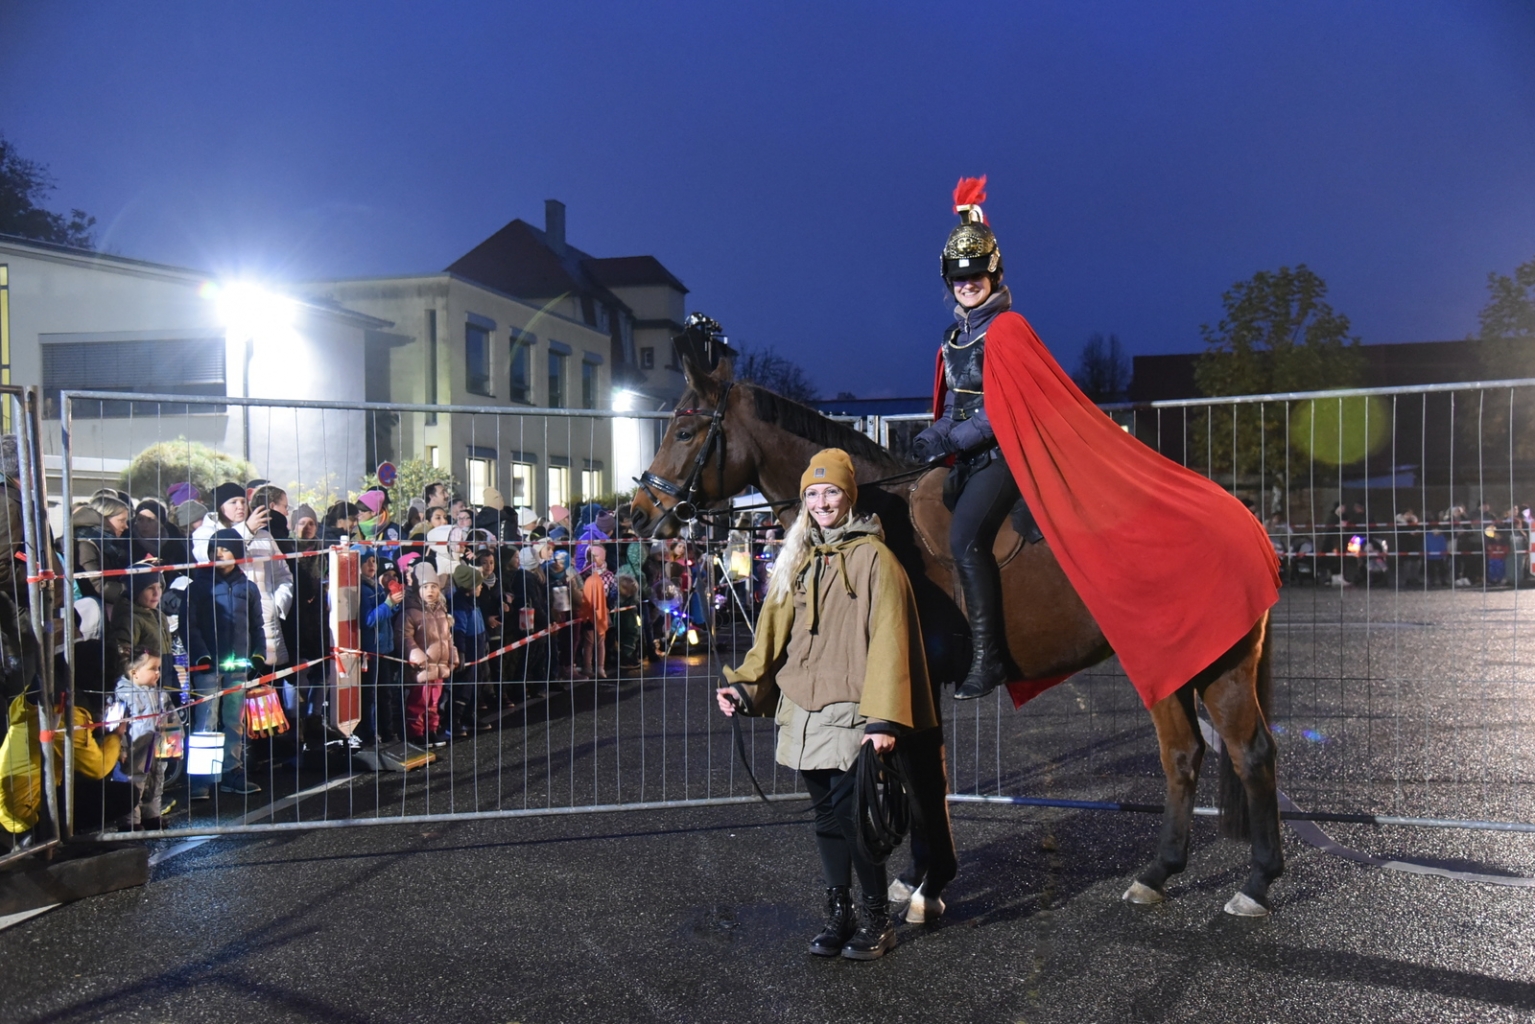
[545, 199, 567, 255]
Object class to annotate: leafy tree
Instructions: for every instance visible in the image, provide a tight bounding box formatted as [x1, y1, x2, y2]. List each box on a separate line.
[1477, 255, 1535, 344]
[0, 134, 96, 248]
[119, 439, 257, 501]
[1189, 266, 1369, 498]
[1195, 265, 1362, 398]
[1073, 332, 1132, 402]
[733, 344, 819, 404]
[1471, 254, 1535, 460]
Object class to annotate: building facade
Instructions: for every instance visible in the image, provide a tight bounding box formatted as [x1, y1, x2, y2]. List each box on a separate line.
[303, 271, 618, 513]
[0, 234, 385, 504]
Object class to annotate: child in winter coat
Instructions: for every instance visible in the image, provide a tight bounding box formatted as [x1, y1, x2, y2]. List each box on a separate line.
[113, 649, 176, 829]
[403, 562, 458, 745]
[448, 564, 488, 736]
[581, 544, 613, 679]
[185, 528, 267, 796]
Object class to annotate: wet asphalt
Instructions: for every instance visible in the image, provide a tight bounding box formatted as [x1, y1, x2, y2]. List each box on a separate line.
[5, 583, 1535, 1023]
[3, 798, 1534, 1023]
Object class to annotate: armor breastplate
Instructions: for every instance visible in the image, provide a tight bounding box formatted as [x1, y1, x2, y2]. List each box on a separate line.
[943, 327, 986, 421]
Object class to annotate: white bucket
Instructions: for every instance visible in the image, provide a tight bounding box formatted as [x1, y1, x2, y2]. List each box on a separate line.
[188, 731, 225, 776]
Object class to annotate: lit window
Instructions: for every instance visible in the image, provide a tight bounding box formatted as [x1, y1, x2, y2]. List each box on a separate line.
[510, 462, 534, 506]
[467, 457, 495, 501]
[546, 466, 570, 510]
[581, 468, 604, 502]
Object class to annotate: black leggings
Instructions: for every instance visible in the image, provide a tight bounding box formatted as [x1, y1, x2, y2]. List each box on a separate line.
[802, 767, 886, 898]
[949, 455, 1021, 562]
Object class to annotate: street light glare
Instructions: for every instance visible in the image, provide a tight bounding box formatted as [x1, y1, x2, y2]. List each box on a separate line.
[206, 280, 297, 341]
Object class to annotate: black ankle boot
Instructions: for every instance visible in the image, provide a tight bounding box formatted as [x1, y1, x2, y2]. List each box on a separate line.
[953, 549, 1012, 700]
[841, 892, 897, 960]
[808, 886, 856, 956]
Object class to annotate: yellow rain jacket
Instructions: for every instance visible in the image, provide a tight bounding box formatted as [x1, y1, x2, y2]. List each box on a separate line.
[0, 693, 122, 833]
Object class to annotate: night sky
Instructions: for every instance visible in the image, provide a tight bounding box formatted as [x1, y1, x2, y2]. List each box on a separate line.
[3, 2, 1532, 397]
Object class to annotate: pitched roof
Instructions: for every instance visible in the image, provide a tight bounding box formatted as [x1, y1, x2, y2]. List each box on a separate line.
[585, 255, 687, 293]
[445, 219, 628, 312]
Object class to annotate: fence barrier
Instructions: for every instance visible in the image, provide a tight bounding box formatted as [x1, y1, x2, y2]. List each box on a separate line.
[0, 379, 1530, 868]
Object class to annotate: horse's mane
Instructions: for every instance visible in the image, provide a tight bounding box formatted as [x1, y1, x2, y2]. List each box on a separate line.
[744, 385, 899, 467]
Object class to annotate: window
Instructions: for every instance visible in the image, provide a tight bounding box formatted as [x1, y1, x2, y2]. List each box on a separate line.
[467, 456, 495, 502]
[580, 468, 604, 502]
[425, 445, 439, 468]
[640, 347, 654, 370]
[581, 359, 599, 410]
[510, 461, 534, 506]
[546, 465, 569, 510]
[42, 337, 225, 418]
[425, 308, 438, 425]
[509, 330, 534, 403]
[548, 351, 566, 408]
[465, 319, 492, 396]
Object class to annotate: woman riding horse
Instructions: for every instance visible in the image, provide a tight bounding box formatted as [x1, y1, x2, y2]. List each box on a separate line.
[911, 176, 1282, 713]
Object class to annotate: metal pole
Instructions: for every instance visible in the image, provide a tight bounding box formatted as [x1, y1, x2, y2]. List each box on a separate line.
[58, 392, 77, 837]
[12, 389, 60, 850]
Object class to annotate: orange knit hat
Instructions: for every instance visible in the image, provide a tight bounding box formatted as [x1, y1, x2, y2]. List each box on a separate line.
[799, 448, 857, 505]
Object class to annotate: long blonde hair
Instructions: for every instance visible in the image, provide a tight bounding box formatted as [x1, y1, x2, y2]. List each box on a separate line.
[766, 503, 813, 603]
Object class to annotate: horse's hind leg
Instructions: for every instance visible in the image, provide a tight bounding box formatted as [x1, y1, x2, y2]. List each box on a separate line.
[1124, 684, 1204, 904]
[1202, 638, 1283, 916]
[893, 726, 957, 909]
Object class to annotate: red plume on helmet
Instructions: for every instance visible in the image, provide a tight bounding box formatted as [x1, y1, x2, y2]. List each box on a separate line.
[952, 176, 988, 222]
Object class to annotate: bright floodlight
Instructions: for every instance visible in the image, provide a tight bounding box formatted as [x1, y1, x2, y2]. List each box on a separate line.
[207, 281, 297, 341]
[611, 388, 637, 413]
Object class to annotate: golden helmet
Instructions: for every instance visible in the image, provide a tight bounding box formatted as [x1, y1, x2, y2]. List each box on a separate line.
[941, 175, 1003, 282]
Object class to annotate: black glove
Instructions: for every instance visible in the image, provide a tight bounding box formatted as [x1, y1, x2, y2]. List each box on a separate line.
[247, 659, 268, 682]
[910, 429, 953, 464]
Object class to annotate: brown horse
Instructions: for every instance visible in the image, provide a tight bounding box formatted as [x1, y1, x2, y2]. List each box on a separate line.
[628, 339, 1283, 916]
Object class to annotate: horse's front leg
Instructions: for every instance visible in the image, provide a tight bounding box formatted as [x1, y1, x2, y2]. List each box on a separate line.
[1124, 685, 1204, 904]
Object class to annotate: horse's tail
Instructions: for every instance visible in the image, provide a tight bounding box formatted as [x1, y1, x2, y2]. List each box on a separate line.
[1217, 613, 1272, 841]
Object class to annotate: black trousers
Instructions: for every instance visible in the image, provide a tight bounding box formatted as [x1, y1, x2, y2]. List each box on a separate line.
[949, 454, 1021, 563]
[802, 766, 886, 899]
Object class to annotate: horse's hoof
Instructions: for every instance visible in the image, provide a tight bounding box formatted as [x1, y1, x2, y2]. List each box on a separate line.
[903, 887, 945, 925]
[1122, 881, 1164, 905]
[1223, 892, 1270, 917]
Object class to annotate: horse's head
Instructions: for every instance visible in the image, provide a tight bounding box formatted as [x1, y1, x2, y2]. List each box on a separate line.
[629, 318, 759, 537]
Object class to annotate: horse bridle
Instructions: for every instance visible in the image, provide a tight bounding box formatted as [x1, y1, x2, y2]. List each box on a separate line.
[635, 381, 735, 524]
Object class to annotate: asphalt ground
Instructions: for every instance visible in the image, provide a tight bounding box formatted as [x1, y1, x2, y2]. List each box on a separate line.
[3, 798, 1534, 1023]
[4, 585, 1535, 1022]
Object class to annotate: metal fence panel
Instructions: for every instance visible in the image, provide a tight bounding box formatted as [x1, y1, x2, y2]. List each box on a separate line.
[41, 380, 1535, 844]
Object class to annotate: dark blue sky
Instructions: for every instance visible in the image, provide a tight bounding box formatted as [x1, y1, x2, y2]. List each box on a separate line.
[3, 1, 1533, 397]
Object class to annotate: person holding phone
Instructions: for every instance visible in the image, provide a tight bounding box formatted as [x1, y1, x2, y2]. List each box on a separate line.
[357, 546, 405, 746]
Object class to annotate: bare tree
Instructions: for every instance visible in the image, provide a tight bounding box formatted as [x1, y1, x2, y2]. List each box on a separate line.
[733, 344, 819, 404]
[1073, 332, 1132, 401]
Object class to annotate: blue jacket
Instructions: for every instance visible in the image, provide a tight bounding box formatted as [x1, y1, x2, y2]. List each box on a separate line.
[450, 588, 487, 665]
[186, 566, 266, 669]
[360, 576, 401, 656]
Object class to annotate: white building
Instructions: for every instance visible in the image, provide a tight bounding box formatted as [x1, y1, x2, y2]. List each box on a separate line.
[0, 234, 387, 503]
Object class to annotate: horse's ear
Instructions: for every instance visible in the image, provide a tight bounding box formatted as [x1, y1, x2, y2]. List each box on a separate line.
[673, 314, 738, 401]
[675, 333, 718, 401]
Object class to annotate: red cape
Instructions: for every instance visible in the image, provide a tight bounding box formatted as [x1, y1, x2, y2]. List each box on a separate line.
[933, 311, 1279, 709]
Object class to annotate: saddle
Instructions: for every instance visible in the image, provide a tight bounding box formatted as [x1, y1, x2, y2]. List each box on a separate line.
[907, 466, 1041, 571]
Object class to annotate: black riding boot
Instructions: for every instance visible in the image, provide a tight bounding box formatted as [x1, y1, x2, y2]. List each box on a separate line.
[841, 892, 897, 960]
[808, 886, 857, 957]
[953, 548, 1011, 700]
